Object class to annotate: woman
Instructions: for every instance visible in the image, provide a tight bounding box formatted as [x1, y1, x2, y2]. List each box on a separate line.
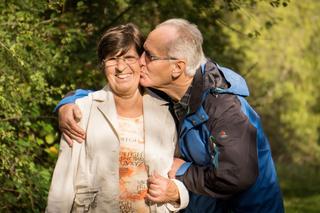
[46, 24, 188, 212]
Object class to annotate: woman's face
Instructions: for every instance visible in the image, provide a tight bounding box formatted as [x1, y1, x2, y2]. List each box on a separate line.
[103, 46, 141, 97]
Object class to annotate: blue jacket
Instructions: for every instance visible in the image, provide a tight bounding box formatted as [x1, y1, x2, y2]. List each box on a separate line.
[175, 61, 284, 213]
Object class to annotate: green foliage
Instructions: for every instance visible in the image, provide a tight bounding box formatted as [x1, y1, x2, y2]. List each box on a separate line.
[1, 0, 319, 211]
[277, 163, 320, 212]
[0, 0, 86, 211]
[219, 0, 320, 164]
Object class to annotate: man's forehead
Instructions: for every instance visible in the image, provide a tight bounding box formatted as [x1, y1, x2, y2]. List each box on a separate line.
[143, 34, 160, 53]
[144, 26, 176, 52]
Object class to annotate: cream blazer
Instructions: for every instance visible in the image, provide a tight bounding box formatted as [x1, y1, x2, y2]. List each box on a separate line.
[46, 87, 189, 212]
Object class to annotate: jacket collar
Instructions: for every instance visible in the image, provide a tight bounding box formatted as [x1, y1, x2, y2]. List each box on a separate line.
[188, 59, 225, 114]
[187, 59, 250, 115]
[188, 65, 204, 114]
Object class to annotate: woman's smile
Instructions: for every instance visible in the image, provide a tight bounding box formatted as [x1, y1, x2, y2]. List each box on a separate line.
[115, 72, 133, 80]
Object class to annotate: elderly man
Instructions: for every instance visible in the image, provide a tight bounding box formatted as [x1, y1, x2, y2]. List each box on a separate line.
[57, 19, 284, 212]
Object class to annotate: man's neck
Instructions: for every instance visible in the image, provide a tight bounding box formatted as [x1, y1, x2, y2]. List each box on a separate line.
[162, 75, 194, 102]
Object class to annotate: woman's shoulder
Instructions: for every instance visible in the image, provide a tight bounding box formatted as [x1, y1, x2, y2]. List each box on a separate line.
[75, 87, 111, 106]
[144, 88, 169, 105]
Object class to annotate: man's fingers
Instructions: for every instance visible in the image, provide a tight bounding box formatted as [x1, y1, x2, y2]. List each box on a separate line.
[68, 120, 85, 139]
[61, 127, 77, 140]
[62, 128, 85, 143]
[73, 105, 82, 122]
[58, 103, 85, 142]
[58, 104, 75, 130]
[62, 133, 73, 147]
[62, 132, 84, 147]
[73, 135, 85, 143]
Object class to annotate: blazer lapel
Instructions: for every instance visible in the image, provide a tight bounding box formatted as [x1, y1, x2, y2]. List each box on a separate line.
[143, 92, 168, 175]
[95, 87, 120, 140]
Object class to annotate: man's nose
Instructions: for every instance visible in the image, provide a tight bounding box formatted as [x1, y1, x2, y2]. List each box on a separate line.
[139, 51, 146, 66]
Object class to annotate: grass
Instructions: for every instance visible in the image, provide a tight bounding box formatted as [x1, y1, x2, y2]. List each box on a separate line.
[277, 163, 320, 213]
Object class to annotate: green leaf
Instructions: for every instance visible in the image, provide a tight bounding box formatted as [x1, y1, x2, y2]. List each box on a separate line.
[45, 134, 55, 144]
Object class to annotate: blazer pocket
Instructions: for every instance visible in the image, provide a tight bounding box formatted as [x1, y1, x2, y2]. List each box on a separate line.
[72, 187, 99, 213]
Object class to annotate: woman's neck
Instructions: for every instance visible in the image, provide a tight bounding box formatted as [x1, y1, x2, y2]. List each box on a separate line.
[114, 89, 143, 118]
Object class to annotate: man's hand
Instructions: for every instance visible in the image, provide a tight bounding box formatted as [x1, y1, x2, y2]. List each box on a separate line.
[168, 158, 186, 179]
[58, 103, 85, 146]
[146, 172, 179, 204]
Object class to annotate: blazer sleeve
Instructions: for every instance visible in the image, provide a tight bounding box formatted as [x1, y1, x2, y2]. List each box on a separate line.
[47, 95, 92, 212]
[46, 137, 83, 212]
[166, 179, 190, 212]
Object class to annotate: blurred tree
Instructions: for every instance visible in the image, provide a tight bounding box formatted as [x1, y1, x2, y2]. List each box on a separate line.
[220, 0, 320, 164]
[0, 0, 87, 211]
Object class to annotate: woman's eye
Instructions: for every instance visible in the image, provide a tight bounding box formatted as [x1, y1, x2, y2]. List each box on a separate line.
[124, 56, 135, 59]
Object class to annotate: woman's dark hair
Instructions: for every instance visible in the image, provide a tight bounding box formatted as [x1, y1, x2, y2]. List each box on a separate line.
[97, 23, 144, 68]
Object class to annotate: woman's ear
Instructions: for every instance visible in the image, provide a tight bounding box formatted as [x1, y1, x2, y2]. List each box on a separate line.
[172, 60, 186, 78]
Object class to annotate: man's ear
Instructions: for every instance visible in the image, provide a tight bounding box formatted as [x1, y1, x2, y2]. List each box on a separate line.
[172, 60, 186, 78]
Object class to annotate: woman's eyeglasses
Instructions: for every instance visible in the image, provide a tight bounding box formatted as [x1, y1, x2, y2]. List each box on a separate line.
[104, 56, 139, 67]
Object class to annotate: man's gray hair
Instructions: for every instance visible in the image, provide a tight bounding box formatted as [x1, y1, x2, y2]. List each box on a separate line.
[157, 18, 206, 76]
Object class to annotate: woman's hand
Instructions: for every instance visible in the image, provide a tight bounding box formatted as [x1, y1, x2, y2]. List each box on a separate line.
[146, 172, 180, 204]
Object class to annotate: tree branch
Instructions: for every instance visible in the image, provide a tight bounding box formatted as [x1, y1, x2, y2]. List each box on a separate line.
[98, 0, 144, 33]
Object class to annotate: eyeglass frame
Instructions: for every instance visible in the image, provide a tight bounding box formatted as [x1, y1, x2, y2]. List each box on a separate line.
[103, 55, 139, 67]
[143, 49, 178, 63]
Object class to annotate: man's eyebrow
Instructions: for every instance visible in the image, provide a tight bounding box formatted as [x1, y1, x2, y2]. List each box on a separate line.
[143, 46, 154, 56]
[143, 44, 154, 53]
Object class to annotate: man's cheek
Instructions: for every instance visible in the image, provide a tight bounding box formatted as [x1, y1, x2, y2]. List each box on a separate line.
[139, 76, 150, 87]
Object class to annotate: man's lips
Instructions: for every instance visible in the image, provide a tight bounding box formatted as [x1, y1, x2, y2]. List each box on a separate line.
[140, 70, 147, 78]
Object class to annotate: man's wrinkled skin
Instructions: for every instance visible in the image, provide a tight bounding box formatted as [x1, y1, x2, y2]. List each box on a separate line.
[58, 104, 85, 146]
[168, 158, 186, 179]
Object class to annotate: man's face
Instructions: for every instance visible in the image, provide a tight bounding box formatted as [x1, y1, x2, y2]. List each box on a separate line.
[139, 26, 176, 90]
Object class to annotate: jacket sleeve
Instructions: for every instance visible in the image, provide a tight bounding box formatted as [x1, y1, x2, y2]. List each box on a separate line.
[53, 89, 93, 112]
[176, 94, 259, 198]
